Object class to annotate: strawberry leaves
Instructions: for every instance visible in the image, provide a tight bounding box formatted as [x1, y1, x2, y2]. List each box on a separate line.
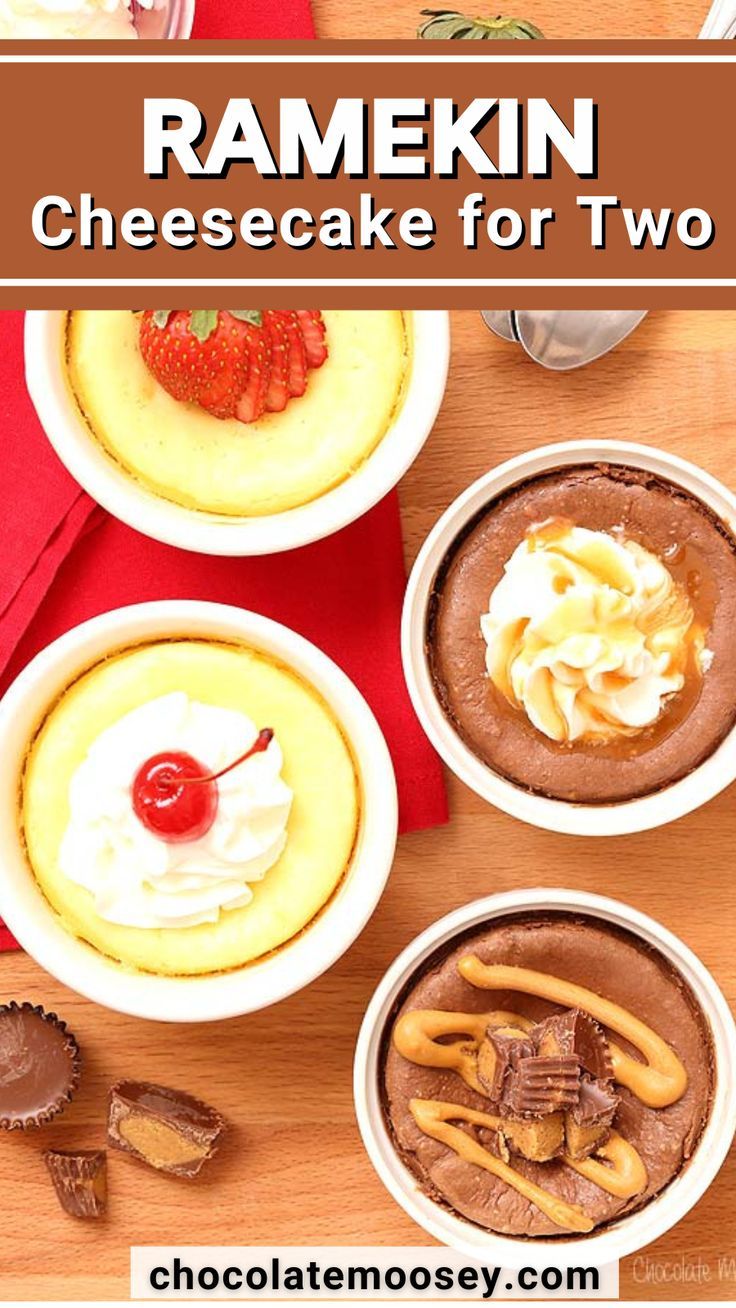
[149, 309, 263, 343]
[189, 310, 220, 341]
[228, 310, 263, 327]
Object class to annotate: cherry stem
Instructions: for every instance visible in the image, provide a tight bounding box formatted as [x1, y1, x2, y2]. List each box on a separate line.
[171, 728, 274, 788]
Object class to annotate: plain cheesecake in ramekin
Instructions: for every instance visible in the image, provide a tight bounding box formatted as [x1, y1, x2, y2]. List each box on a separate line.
[0, 602, 398, 1021]
[25, 310, 450, 556]
[66, 310, 409, 518]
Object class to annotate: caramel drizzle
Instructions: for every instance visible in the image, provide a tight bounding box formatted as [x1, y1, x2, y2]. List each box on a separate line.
[457, 959, 688, 1108]
[409, 1100, 644, 1232]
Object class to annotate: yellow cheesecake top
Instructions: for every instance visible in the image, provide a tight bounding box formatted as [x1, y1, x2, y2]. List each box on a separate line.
[22, 639, 359, 976]
[66, 310, 409, 517]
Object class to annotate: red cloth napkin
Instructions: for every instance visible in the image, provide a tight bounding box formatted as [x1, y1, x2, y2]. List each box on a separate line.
[192, 0, 315, 39]
[0, 306, 447, 952]
[0, 924, 18, 952]
[2, 0, 373, 957]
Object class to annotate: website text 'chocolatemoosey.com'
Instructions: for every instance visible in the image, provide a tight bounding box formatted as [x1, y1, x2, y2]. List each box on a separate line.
[129, 1248, 617, 1299]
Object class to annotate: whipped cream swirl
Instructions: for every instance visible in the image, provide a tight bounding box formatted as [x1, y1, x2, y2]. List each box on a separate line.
[480, 520, 706, 744]
[59, 692, 293, 929]
[0, 0, 150, 39]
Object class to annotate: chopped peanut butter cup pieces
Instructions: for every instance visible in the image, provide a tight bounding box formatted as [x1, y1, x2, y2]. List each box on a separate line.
[503, 1054, 581, 1116]
[458, 957, 688, 1107]
[531, 1009, 613, 1080]
[477, 1028, 534, 1100]
[503, 1112, 565, 1163]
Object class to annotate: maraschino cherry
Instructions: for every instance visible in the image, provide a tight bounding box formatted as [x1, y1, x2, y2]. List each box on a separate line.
[132, 728, 274, 844]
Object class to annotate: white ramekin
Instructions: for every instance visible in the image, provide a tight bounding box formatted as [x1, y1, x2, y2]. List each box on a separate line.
[0, 601, 398, 1023]
[24, 311, 450, 557]
[402, 439, 736, 837]
[354, 887, 736, 1270]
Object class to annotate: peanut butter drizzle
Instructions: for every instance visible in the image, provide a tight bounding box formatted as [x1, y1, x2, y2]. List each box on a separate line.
[409, 1099, 595, 1232]
[457, 958, 687, 1108]
[410, 1099, 646, 1228]
[393, 1009, 533, 1095]
[566, 1132, 648, 1199]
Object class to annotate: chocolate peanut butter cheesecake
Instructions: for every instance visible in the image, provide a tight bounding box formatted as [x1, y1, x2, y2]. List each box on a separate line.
[428, 464, 736, 803]
[382, 913, 714, 1238]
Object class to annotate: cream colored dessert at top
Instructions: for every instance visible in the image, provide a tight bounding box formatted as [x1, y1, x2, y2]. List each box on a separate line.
[0, 0, 149, 38]
[21, 639, 359, 975]
[65, 310, 410, 517]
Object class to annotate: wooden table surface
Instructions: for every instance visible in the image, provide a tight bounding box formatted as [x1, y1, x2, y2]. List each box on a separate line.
[1, 310, 735, 1300]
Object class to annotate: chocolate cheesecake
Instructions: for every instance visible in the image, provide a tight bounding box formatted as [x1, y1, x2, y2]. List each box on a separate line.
[382, 913, 714, 1239]
[428, 464, 736, 803]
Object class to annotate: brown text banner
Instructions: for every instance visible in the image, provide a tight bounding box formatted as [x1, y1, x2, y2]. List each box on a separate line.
[2, 40, 735, 307]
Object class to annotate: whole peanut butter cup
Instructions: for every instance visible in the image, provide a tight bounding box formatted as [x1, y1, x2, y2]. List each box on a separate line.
[0, 1002, 81, 1130]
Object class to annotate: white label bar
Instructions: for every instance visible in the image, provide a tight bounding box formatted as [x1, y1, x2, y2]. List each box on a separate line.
[130, 1247, 619, 1301]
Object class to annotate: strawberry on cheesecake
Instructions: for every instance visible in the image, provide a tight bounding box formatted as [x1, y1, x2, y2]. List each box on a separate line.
[138, 309, 328, 423]
[66, 309, 409, 517]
